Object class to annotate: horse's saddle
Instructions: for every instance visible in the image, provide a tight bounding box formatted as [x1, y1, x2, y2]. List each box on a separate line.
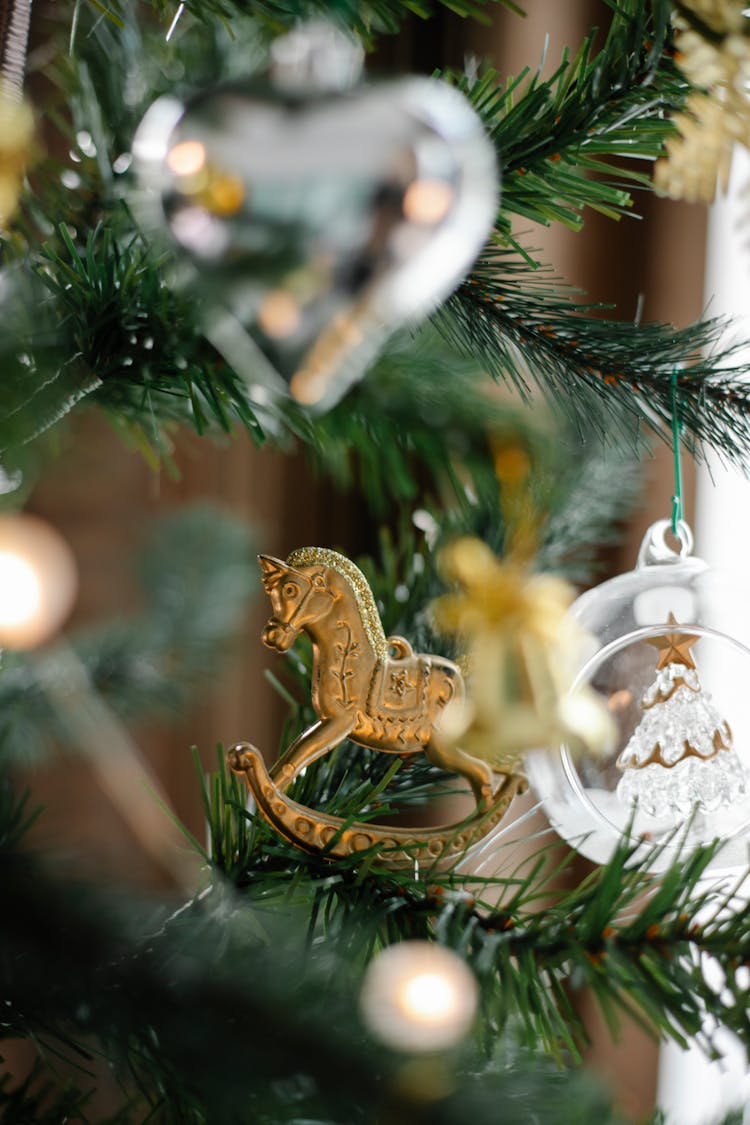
[368, 636, 426, 717]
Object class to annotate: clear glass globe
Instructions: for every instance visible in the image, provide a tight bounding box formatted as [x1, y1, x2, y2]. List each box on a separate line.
[525, 520, 750, 874]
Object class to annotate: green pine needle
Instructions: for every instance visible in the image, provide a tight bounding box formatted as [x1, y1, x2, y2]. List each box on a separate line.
[451, 0, 687, 251]
[438, 247, 750, 463]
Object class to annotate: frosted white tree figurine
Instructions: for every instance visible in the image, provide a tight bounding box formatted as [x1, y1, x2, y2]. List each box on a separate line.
[616, 614, 747, 818]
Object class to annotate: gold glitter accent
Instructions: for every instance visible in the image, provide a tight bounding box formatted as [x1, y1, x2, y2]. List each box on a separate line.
[287, 546, 388, 661]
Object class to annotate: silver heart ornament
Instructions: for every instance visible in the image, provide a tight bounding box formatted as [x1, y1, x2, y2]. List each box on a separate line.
[133, 73, 498, 412]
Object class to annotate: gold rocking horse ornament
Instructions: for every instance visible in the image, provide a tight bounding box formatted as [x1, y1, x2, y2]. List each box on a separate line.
[228, 547, 525, 868]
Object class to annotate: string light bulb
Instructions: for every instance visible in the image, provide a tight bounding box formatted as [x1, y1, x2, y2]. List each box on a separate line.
[0, 513, 77, 649]
[359, 940, 478, 1053]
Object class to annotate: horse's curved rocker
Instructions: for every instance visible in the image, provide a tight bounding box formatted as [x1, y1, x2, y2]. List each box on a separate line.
[228, 547, 525, 868]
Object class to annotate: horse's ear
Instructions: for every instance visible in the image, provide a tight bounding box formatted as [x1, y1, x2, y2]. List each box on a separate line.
[258, 554, 286, 590]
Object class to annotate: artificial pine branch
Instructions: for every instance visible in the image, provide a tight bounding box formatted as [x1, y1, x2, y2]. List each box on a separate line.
[8, 771, 748, 1124]
[136, 0, 523, 37]
[289, 329, 641, 528]
[4, 0, 742, 470]
[38, 221, 264, 448]
[439, 248, 750, 461]
[196, 751, 750, 1065]
[536, 451, 642, 581]
[0, 782, 621, 1125]
[0, 1063, 132, 1125]
[456, 0, 686, 253]
[6, 744, 740, 1103]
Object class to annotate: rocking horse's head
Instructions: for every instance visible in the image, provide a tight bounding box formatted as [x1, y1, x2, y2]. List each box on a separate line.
[258, 553, 338, 652]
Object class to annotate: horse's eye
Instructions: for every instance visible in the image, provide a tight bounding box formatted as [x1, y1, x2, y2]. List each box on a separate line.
[283, 582, 299, 599]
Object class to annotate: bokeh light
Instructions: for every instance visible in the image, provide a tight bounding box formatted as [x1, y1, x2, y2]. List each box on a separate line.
[0, 513, 78, 649]
[359, 940, 478, 1053]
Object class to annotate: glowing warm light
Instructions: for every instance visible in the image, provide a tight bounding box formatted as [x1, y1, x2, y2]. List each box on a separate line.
[166, 139, 207, 177]
[258, 290, 301, 340]
[608, 689, 634, 712]
[202, 171, 245, 217]
[289, 366, 327, 405]
[289, 312, 364, 405]
[0, 513, 77, 649]
[0, 552, 41, 626]
[402, 179, 454, 225]
[359, 940, 478, 1053]
[400, 972, 456, 1024]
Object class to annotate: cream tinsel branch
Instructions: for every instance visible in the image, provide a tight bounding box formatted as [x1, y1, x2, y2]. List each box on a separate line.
[0, 0, 34, 228]
[0, 0, 32, 101]
[655, 1, 750, 202]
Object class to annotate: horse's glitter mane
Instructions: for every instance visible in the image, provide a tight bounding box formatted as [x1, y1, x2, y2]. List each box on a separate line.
[287, 547, 388, 661]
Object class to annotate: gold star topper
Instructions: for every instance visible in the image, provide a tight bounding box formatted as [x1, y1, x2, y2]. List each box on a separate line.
[646, 613, 699, 671]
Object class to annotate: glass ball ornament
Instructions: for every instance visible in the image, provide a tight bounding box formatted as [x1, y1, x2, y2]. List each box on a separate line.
[526, 520, 750, 874]
[359, 940, 478, 1054]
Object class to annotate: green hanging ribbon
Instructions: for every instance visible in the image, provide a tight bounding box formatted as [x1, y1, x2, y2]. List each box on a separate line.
[671, 368, 683, 537]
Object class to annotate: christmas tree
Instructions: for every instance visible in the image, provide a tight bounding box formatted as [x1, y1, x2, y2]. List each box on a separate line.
[616, 613, 747, 818]
[3, 1, 750, 1122]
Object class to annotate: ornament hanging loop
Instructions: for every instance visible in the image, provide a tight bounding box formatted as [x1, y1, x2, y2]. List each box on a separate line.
[637, 518, 693, 567]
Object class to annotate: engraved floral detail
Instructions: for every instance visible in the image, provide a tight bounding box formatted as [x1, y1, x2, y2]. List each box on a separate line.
[332, 621, 360, 705]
